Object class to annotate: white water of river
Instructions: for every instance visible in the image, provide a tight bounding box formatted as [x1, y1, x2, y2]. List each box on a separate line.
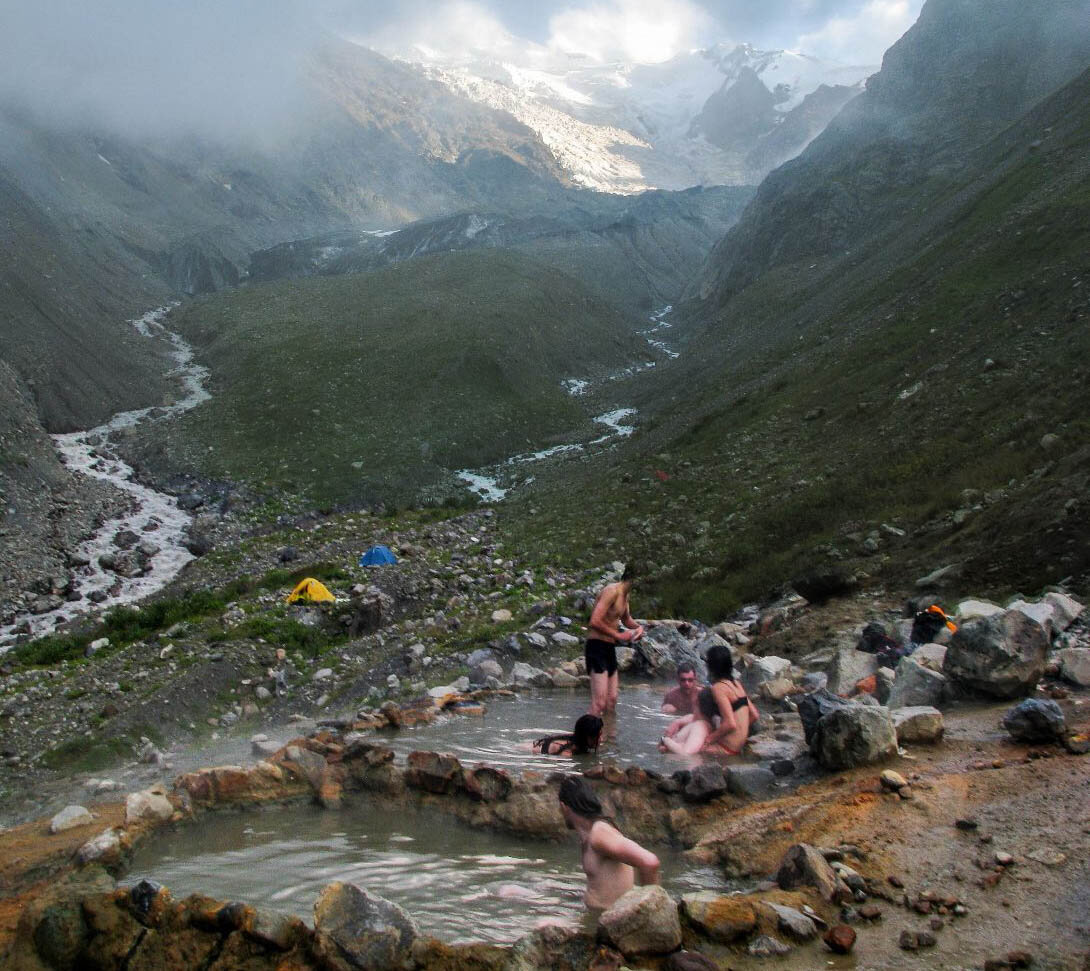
[0, 306, 210, 649]
[457, 305, 676, 502]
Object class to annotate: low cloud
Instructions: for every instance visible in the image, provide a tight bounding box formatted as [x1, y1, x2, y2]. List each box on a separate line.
[795, 0, 922, 65]
[0, 0, 321, 141]
[546, 0, 711, 64]
[358, 1, 521, 61]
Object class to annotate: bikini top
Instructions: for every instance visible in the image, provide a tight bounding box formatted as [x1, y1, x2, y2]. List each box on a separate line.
[534, 733, 575, 753]
[715, 679, 751, 712]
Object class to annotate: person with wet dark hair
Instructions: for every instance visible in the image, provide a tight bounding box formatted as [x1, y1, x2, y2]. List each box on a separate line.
[557, 776, 660, 909]
[585, 561, 645, 716]
[532, 714, 604, 755]
[701, 645, 759, 756]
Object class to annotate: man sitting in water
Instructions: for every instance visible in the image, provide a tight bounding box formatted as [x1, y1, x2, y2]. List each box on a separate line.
[585, 562, 645, 716]
[661, 662, 701, 715]
[558, 775, 660, 911]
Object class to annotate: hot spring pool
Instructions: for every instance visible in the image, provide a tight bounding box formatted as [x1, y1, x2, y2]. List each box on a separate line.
[126, 801, 728, 944]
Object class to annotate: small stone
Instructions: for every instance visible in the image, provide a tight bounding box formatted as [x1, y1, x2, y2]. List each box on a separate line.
[955, 818, 979, 830]
[995, 852, 1015, 866]
[880, 769, 907, 791]
[823, 924, 856, 954]
[898, 785, 915, 800]
[50, 805, 94, 833]
[1006, 950, 1033, 968]
[858, 904, 882, 920]
[899, 930, 919, 951]
[917, 930, 937, 947]
[748, 934, 792, 957]
[888, 874, 905, 888]
[930, 917, 945, 931]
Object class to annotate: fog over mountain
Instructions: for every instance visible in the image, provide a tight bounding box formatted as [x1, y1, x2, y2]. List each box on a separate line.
[1, 0, 922, 143]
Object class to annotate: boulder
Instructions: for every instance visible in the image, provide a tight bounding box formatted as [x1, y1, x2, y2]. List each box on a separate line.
[944, 612, 1049, 699]
[1057, 647, 1090, 687]
[776, 843, 851, 902]
[1007, 599, 1058, 639]
[797, 689, 855, 746]
[469, 659, 504, 684]
[887, 657, 950, 709]
[826, 648, 879, 696]
[680, 893, 757, 943]
[75, 828, 123, 866]
[812, 706, 897, 770]
[598, 886, 682, 956]
[741, 656, 792, 696]
[726, 766, 776, 799]
[682, 764, 729, 802]
[125, 789, 174, 825]
[666, 950, 720, 971]
[956, 600, 1004, 622]
[405, 751, 464, 794]
[748, 934, 792, 957]
[50, 805, 94, 834]
[892, 706, 944, 744]
[912, 643, 948, 671]
[1001, 699, 1065, 742]
[766, 903, 818, 941]
[491, 609, 513, 623]
[314, 882, 417, 971]
[509, 662, 551, 687]
[1044, 592, 1084, 631]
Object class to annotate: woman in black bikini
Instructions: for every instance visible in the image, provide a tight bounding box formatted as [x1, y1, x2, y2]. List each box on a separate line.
[702, 646, 760, 756]
[532, 714, 604, 755]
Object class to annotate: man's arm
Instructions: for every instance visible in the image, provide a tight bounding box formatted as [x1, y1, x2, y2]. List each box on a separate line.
[592, 825, 661, 886]
[588, 590, 620, 641]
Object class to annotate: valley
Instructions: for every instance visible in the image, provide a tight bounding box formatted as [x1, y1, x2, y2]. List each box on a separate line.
[1, 1, 1089, 968]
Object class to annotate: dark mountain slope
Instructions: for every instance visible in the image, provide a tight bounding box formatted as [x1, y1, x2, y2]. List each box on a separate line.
[694, 0, 1090, 310]
[499, 55, 1090, 616]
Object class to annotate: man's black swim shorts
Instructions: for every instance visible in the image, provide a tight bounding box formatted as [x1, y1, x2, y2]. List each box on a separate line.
[585, 638, 618, 676]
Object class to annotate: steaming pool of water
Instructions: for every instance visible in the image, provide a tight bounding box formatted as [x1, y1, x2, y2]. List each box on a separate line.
[126, 801, 729, 944]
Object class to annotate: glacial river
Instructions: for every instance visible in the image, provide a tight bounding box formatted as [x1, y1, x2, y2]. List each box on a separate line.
[0, 306, 210, 648]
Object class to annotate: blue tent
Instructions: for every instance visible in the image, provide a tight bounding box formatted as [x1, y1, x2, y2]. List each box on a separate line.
[359, 544, 397, 567]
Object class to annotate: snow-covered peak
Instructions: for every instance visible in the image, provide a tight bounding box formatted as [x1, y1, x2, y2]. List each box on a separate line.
[380, 40, 876, 193]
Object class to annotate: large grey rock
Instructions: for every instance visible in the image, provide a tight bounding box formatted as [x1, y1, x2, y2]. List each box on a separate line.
[125, 789, 174, 825]
[912, 643, 948, 671]
[944, 611, 1049, 699]
[470, 659, 504, 683]
[314, 881, 417, 970]
[598, 885, 682, 956]
[956, 599, 1004, 622]
[509, 662, 551, 687]
[797, 689, 855, 746]
[683, 763, 729, 802]
[75, 828, 122, 865]
[766, 903, 818, 941]
[726, 765, 776, 799]
[776, 843, 850, 902]
[1057, 647, 1090, 687]
[1007, 599, 1058, 639]
[887, 657, 950, 709]
[1044, 592, 1084, 631]
[741, 656, 792, 695]
[812, 706, 897, 770]
[892, 706, 944, 744]
[1001, 699, 1065, 742]
[50, 805, 93, 834]
[826, 648, 879, 695]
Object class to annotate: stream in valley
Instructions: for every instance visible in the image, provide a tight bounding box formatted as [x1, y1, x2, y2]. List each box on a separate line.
[0, 306, 209, 649]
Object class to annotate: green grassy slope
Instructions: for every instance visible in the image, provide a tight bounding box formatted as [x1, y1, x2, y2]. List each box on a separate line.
[495, 65, 1090, 617]
[126, 249, 651, 507]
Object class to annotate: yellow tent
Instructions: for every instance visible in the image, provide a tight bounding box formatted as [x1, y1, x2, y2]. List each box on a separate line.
[286, 577, 336, 604]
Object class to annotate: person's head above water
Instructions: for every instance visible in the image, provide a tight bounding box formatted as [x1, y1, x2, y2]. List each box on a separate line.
[676, 661, 698, 688]
[558, 775, 606, 820]
[572, 714, 604, 754]
[705, 645, 735, 682]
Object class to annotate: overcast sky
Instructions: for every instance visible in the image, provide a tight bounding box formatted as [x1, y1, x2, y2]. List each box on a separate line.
[0, 0, 924, 140]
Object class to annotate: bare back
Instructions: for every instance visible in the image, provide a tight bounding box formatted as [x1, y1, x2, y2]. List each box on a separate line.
[581, 820, 637, 909]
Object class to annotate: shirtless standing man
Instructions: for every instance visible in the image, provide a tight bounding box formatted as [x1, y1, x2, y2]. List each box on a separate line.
[585, 562, 644, 716]
[558, 776, 660, 910]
